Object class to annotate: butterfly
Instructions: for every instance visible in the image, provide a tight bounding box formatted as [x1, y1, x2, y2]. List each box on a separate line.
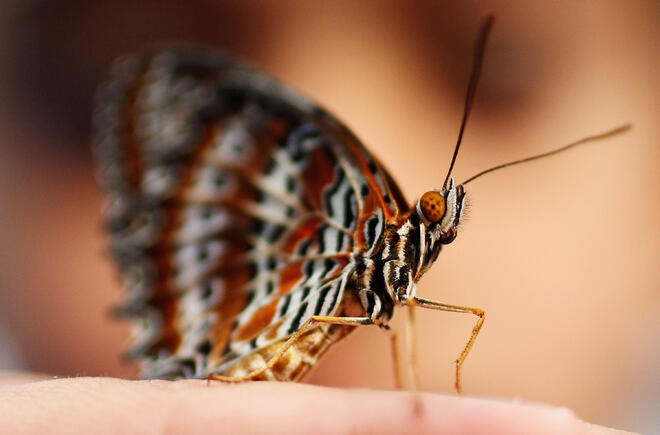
[93, 16, 628, 392]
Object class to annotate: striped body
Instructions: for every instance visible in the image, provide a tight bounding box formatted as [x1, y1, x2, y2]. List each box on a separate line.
[94, 47, 466, 381]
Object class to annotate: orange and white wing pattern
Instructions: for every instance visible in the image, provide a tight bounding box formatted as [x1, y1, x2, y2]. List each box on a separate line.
[93, 47, 408, 380]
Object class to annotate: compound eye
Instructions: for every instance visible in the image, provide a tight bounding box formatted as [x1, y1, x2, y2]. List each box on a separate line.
[419, 191, 446, 222]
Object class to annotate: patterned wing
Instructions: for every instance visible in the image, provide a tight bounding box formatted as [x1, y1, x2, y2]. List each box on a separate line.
[93, 47, 409, 379]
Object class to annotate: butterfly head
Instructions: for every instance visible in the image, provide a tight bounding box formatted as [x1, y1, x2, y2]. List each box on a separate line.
[379, 179, 466, 311]
[416, 178, 466, 245]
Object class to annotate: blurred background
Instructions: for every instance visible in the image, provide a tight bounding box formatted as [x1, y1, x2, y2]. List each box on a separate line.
[0, 0, 657, 432]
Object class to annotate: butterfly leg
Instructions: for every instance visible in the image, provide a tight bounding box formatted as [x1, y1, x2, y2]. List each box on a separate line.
[386, 327, 403, 390]
[404, 303, 425, 415]
[405, 303, 419, 393]
[208, 315, 373, 383]
[413, 296, 485, 394]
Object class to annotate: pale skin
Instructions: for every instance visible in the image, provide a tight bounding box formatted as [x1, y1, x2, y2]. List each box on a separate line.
[0, 375, 632, 434]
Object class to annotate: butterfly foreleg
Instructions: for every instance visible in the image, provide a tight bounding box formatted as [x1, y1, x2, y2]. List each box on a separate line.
[207, 315, 373, 384]
[413, 296, 485, 394]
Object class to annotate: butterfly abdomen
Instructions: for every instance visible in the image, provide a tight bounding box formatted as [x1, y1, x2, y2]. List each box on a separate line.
[220, 287, 365, 381]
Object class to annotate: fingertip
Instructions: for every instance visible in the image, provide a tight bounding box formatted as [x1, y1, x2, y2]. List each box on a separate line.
[0, 377, 633, 434]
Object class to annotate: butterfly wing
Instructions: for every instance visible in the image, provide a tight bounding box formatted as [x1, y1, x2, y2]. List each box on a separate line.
[94, 47, 409, 379]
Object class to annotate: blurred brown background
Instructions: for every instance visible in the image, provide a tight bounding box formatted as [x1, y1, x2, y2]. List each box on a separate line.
[0, 0, 657, 432]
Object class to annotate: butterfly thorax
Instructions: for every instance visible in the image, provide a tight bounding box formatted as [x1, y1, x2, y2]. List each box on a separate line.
[352, 180, 467, 325]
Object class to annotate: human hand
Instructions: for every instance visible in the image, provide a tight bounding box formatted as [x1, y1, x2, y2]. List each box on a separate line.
[0, 374, 633, 434]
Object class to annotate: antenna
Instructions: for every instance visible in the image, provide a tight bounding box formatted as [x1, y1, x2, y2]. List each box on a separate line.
[442, 14, 494, 190]
[460, 124, 632, 185]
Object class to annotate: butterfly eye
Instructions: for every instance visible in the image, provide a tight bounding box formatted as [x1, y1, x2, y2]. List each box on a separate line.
[419, 191, 446, 223]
